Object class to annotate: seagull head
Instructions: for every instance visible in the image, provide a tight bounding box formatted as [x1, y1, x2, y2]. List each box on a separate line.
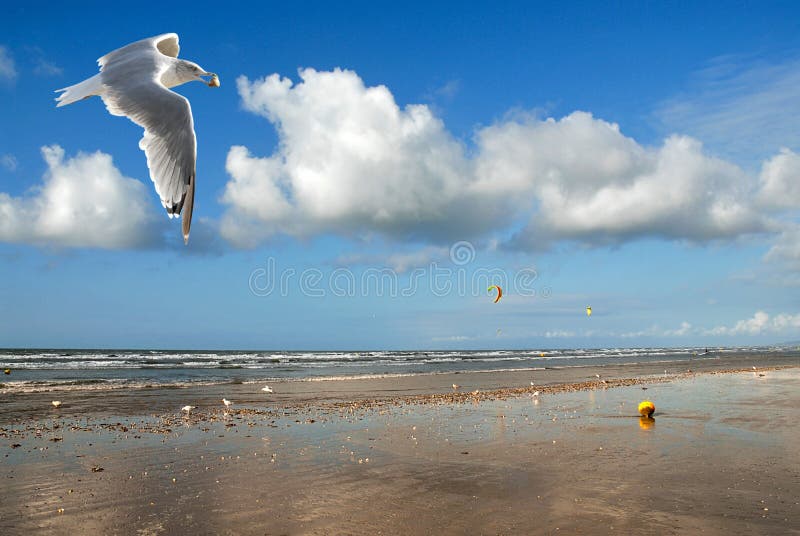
[177, 60, 219, 87]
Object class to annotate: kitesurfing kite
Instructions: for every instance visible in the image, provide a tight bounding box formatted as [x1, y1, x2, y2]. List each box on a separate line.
[488, 285, 503, 303]
[586, 306, 592, 317]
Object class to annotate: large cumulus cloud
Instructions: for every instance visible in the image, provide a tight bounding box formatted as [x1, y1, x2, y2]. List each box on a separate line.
[220, 68, 791, 250]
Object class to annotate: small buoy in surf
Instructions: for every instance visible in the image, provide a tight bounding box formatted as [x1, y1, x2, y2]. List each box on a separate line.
[638, 400, 655, 417]
[3, 369, 10, 375]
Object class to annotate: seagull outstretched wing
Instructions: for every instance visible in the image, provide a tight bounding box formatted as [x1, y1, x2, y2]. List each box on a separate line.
[97, 34, 196, 243]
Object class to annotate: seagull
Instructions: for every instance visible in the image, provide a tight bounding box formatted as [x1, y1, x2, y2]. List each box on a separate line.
[530, 381, 535, 386]
[261, 385, 273, 393]
[55, 33, 219, 244]
[222, 398, 232, 408]
[452, 384, 460, 390]
[51, 401, 62, 408]
[595, 374, 601, 379]
[181, 405, 195, 414]
[532, 391, 540, 397]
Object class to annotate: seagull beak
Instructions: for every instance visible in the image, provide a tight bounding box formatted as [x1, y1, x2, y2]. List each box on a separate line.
[201, 72, 220, 87]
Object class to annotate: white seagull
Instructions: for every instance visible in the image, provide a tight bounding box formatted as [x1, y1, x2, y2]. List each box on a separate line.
[55, 33, 219, 244]
[261, 385, 274, 393]
[51, 401, 62, 408]
[222, 398, 232, 408]
[181, 405, 195, 414]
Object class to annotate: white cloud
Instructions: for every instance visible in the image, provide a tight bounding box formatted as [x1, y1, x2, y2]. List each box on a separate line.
[33, 58, 63, 77]
[432, 79, 460, 99]
[22, 46, 63, 77]
[337, 246, 448, 273]
[621, 322, 693, 338]
[0, 46, 17, 82]
[0, 146, 161, 248]
[665, 321, 693, 336]
[655, 55, 800, 164]
[544, 330, 575, 338]
[616, 314, 800, 339]
[757, 148, 800, 210]
[707, 310, 800, 336]
[620, 327, 655, 339]
[483, 115, 767, 248]
[221, 68, 784, 250]
[1, 154, 17, 172]
[432, 335, 474, 342]
[222, 69, 498, 247]
[764, 225, 800, 267]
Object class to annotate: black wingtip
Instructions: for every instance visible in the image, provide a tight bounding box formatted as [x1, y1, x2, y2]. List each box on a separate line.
[181, 175, 195, 245]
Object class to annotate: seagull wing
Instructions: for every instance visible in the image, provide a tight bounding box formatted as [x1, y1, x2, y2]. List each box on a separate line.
[98, 33, 180, 68]
[97, 34, 196, 243]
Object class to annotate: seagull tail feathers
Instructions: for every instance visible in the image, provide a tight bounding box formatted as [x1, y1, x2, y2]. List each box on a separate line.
[182, 174, 195, 245]
[55, 74, 103, 107]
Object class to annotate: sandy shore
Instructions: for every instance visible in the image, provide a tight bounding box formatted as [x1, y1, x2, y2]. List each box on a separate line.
[1, 355, 799, 535]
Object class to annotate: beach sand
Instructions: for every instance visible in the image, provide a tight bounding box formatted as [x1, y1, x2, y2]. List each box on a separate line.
[1, 355, 799, 535]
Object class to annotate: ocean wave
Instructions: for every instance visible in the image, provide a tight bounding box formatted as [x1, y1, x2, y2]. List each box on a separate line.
[0, 346, 787, 386]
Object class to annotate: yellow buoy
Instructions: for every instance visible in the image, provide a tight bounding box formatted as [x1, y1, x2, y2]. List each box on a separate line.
[3, 369, 10, 375]
[638, 400, 655, 417]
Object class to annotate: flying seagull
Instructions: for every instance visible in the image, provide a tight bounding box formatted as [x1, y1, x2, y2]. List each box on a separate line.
[55, 33, 219, 244]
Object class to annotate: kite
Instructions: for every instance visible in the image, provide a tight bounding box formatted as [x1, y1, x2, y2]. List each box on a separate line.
[586, 306, 592, 317]
[488, 285, 503, 303]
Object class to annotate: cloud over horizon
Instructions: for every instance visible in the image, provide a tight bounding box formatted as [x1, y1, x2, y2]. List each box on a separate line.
[707, 310, 800, 336]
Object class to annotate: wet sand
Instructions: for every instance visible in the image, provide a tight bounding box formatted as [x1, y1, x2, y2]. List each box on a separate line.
[1, 355, 799, 535]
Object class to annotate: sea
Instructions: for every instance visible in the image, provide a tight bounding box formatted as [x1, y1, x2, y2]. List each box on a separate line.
[1, 346, 796, 393]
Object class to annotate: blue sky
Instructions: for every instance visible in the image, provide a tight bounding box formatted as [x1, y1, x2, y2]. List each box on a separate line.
[2, 1, 800, 349]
